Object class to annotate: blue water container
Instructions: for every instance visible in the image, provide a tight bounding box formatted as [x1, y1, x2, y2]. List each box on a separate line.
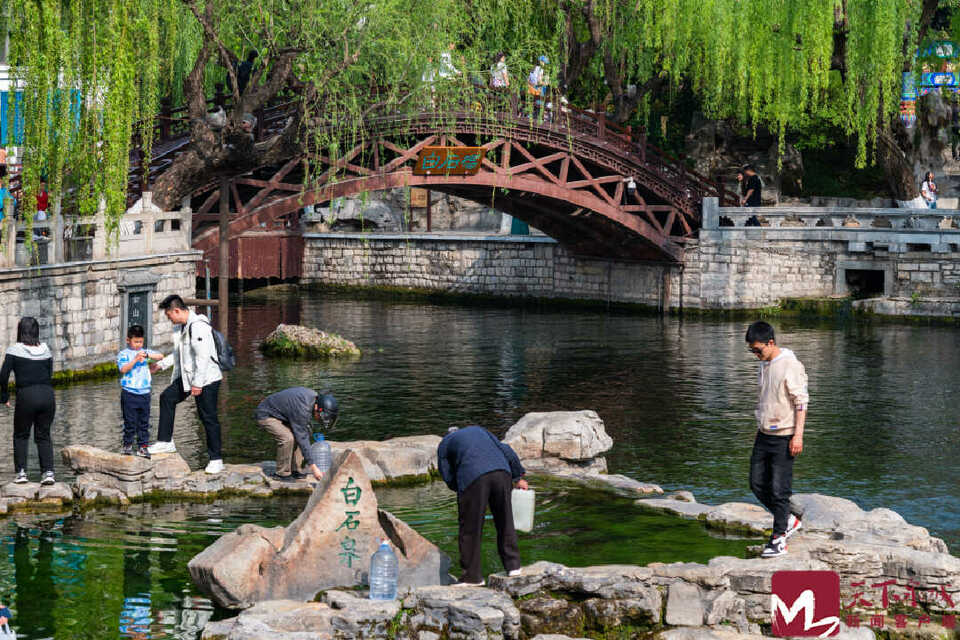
[369, 540, 399, 600]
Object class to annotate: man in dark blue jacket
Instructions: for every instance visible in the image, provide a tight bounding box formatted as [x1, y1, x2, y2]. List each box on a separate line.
[437, 426, 528, 586]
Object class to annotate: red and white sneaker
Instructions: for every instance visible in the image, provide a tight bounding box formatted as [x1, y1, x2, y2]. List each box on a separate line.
[761, 535, 787, 558]
[785, 514, 803, 539]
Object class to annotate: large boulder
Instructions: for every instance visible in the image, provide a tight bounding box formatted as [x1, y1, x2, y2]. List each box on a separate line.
[260, 323, 361, 358]
[503, 411, 613, 461]
[188, 449, 452, 609]
[329, 435, 441, 485]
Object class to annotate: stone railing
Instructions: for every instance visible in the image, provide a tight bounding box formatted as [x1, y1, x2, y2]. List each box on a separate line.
[2, 193, 192, 268]
[702, 197, 960, 232]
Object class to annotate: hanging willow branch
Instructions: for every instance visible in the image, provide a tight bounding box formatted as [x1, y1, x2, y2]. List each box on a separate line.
[3, 0, 942, 227]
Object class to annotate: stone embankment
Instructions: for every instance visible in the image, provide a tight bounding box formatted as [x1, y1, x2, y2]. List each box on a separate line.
[195, 412, 960, 640]
[203, 489, 958, 640]
[0, 410, 643, 514]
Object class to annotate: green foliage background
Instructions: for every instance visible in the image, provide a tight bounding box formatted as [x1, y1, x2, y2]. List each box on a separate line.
[3, 0, 948, 231]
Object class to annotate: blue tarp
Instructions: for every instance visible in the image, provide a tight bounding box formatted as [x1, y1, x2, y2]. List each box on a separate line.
[0, 91, 24, 146]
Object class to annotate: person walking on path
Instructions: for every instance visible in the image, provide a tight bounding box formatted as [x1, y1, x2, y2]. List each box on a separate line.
[921, 171, 938, 209]
[437, 425, 528, 586]
[148, 295, 224, 473]
[1, 317, 56, 485]
[255, 387, 339, 482]
[740, 165, 762, 207]
[745, 321, 807, 558]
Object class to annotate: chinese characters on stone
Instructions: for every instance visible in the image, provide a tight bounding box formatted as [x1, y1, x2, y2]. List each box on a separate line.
[337, 477, 363, 568]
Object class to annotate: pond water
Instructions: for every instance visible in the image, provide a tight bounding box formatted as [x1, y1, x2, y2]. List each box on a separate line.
[1, 288, 959, 638]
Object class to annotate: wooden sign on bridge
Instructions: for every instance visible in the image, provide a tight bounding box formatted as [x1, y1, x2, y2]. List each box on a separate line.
[413, 146, 486, 176]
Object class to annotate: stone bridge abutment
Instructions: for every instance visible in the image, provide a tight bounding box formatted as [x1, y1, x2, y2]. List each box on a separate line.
[302, 198, 960, 318]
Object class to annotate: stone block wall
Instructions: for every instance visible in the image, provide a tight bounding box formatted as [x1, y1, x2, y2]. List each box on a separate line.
[0, 252, 199, 371]
[685, 232, 842, 309]
[303, 231, 960, 315]
[302, 234, 676, 309]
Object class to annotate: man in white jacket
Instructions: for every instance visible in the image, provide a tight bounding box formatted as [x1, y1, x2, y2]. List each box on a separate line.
[148, 295, 224, 473]
[745, 321, 807, 558]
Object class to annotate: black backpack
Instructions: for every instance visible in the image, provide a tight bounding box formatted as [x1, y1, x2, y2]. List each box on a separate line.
[188, 319, 237, 371]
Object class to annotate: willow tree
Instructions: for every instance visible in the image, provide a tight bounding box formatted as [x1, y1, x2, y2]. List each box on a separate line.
[6, 0, 951, 222]
[554, 0, 947, 200]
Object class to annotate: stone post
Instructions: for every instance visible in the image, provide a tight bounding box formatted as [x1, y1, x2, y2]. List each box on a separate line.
[181, 196, 193, 251]
[3, 213, 14, 267]
[143, 192, 155, 255]
[93, 198, 107, 259]
[701, 197, 719, 230]
[52, 197, 65, 263]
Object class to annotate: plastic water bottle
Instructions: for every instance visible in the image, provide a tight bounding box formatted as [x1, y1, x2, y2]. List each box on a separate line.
[369, 539, 399, 600]
[311, 433, 332, 474]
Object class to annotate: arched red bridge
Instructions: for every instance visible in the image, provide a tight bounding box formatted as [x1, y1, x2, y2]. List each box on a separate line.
[129, 95, 736, 276]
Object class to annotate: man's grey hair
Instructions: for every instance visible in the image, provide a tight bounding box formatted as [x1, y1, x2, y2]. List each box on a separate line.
[446, 427, 459, 434]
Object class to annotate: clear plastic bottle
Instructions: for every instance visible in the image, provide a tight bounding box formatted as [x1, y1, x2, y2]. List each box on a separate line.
[368, 539, 399, 600]
[311, 433, 332, 474]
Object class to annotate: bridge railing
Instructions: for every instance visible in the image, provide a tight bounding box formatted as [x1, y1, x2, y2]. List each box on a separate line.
[0, 196, 192, 268]
[703, 198, 960, 231]
[124, 82, 736, 225]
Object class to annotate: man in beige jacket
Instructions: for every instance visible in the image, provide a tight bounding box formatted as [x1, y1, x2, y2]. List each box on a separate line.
[745, 321, 807, 558]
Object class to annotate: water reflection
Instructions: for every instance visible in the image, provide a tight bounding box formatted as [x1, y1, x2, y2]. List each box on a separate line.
[3, 292, 960, 546]
[0, 290, 956, 636]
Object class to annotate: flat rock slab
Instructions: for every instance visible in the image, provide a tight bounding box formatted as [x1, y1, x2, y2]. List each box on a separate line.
[189, 449, 452, 609]
[703, 503, 771, 535]
[504, 410, 613, 461]
[0, 482, 74, 511]
[206, 585, 521, 640]
[637, 499, 712, 519]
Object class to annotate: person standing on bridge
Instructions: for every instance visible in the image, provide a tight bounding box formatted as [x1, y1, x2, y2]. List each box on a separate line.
[745, 321, 806, 558]
[740, 165, 762, 207]
[148, 295, 224, 474]
[921, 171, 938, 209]
[490, 52, 509, 89]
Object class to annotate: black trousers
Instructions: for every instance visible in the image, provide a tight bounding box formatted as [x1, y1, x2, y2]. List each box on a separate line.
[457, 470, 521, 583]
[749, 432, 798, 537]
[157, 378, 222, 460]
[13, 385, 55, 474]
[121, 390, 151, 446]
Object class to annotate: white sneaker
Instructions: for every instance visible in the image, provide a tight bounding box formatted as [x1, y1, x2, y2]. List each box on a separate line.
[785, 514, 803, 539]
[147, 441, 177, 455]
[508, 569, 523, 577]
[205, 459, 224, 474]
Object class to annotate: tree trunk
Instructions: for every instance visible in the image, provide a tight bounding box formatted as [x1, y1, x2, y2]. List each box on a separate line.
[880, 90, 950, 203]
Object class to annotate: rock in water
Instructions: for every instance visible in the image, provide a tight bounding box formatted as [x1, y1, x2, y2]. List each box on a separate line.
[503, 410, 613, 461]
[188, 449, 451, 609]
[260, 323, 361, 358]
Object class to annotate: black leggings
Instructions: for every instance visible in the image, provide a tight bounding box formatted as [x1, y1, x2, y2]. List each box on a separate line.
[13, 385, 55, 473]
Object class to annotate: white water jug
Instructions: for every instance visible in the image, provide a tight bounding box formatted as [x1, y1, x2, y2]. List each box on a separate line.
[511, 488, 535, 532]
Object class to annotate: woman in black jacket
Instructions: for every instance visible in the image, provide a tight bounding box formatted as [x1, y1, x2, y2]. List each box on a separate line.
[0, 317, 55, 484]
